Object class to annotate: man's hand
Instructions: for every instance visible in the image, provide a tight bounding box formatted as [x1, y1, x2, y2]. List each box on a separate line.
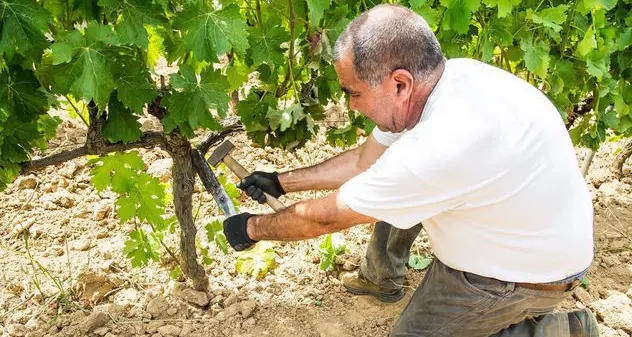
[223, 212, 257, 251]
[237, 171, 285, 204]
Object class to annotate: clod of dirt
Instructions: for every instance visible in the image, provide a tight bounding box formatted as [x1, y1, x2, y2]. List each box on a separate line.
[175, 287, 210, 307]
[573, 287, 594, 306]
[215, 303, 241, 321]
[17, 176, 37, 190]
[6, 323, 26, 337]
[75, 271, 117, 305]
[157, 325, 181, 336]
[73, 238, 91, 251]
[240, 300, 257, 319]
[592, 291, 632, 333]
[40, 190, 75, 208]
[223, 293, 239, 307]
[59, 162, 77, 179]
[93, 202, 112, 221]
[79, 311, 109, 334]
[598, 324, 629, 337]
[146, 295, 170, 319]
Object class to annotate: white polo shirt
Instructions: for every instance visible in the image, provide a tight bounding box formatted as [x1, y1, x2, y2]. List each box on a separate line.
[339, 58, 594, 283]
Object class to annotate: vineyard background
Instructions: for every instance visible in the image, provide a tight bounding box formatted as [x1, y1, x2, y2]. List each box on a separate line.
[1, 0, 632, 335]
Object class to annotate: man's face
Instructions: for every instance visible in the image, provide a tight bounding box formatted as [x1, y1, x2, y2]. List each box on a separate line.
[334, 53, 405, 133]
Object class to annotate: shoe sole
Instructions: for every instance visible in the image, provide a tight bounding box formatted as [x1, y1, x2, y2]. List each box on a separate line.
[344, 284, 404, 303]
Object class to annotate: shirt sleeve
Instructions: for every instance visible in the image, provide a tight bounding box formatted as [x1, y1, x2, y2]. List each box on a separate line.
[339, 133, 464, 229]
[371, 127, 405, 147]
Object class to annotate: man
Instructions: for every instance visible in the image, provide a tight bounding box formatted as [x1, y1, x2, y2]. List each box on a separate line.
[223, 4, 598, 336]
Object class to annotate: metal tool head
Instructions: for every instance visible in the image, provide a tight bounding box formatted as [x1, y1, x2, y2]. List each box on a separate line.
[208, 140, 235, 167]
[191, 150, 237, 217]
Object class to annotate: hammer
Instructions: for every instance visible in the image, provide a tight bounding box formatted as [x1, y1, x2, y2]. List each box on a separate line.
[208, 140, 286, 212]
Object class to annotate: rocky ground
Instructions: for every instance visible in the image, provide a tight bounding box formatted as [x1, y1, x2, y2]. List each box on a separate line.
[2, 109, 632, 337]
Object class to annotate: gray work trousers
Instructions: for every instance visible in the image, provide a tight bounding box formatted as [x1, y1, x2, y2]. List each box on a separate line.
[360, 222, 599, 337]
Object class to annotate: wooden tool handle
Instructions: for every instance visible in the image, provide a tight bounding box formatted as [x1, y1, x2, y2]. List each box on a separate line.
[223, 155, 287, 212]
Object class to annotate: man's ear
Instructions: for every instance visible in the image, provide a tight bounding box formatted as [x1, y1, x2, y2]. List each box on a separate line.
[391, 69, 414, 99]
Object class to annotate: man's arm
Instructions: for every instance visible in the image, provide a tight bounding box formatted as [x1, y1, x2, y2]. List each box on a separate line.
[246, 192, 376, 241]
[279, 133, 388, 192]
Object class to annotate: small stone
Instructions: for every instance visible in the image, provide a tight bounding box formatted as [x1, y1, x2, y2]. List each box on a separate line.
[609, 239, 628, 253]
[167, 307, 178, 316]
[342, 261, 356, 271]
[93, 327, 110, 336]
[80, 311, 109, 334]
[93, 202, 112, 221]
[215, 303, 241, 321]
[223, 293, 238, 307]
[178, 288, 210, 307]
[157, 325, 181, 336]
[602, 255, 620, 267]
[240, 300, 256, 319]
[573, 287, 593, 306]
[376, 317, 389, 327]
[55, 191, 75, 208]
[96, 229, 109, 239]
[335, 255, 345, 265]
[210, 303, 223, 315]
[73, 238, 91, 251]
[59, 162, 77, 178]
[242, 317, 256, 329]
[52, 245, 65, 256]
[17, 176, 37, 190]
[7, 323, 27, 336]
[146, 295, 169, 319]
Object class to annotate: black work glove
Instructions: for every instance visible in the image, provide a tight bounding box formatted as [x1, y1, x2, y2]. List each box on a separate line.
[237, 171, 285, 204]
[223, 212, 257, 251]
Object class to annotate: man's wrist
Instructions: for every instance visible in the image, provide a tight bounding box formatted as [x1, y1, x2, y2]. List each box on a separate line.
[246, 215, 257, 241]
[277, 172, 290, 193]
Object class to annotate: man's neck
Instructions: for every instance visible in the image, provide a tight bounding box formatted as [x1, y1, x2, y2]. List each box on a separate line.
[404, 62, 446, 129]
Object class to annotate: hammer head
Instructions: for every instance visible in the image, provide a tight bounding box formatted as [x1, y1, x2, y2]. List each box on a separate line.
[208, 140, 235, 167]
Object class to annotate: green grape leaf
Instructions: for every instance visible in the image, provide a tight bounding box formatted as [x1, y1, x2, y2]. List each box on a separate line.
[408, 255, 433, 270]
[0, 0, 51, 61]
[236, 242, 277, 279]
[115, 72, 156, 114]
[248, 26, 290, 67]
[226, 59, 250, 91]
[520, 38, 550, 78]
[50, 22, 120, 108]
[483, 0, 521, 18]
[237, 91, 277, 132]
[175, 3, 249, 62]
[116, 196, 136, 223]
[412, 6, 442, 28]
[440, 0, 480, 34]
[618, 28, 632, 51]
[583, 0, 618, 11]
[267, 104, 305, 132]
[164, 65, 230, 133]
[102, 93, 142, 144]
[206, 220, 228, 254]
[586, 51, 609, 79]
[577, 28, 597, 57]
[133, 173, 167, 226]
[88, 151, 145, 192]
[318, 233, 346, 271]
[307, 0, 331, 27]
[123, 229, 160, 267]
[530, 5, 568, 32]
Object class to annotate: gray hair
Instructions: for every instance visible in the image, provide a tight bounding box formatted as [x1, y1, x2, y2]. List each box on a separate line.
[333, 4, 444, 86]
